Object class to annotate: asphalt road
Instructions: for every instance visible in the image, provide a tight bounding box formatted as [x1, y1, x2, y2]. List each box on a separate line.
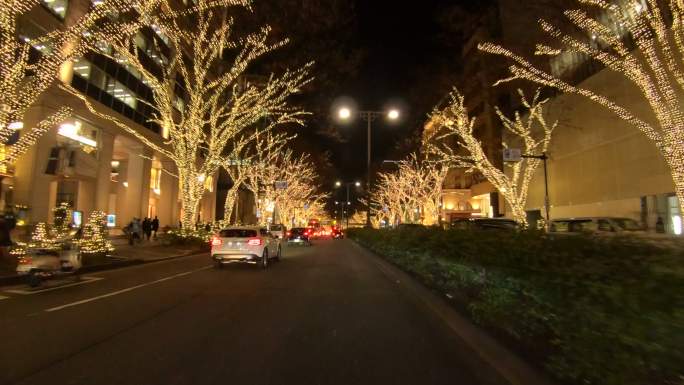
[0, 239, 500, 385]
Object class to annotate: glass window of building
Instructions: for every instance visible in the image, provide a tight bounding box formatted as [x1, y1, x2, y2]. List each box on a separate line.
[56, 120, 99, 156]
[150, 167, 162, 191]
[72, 58, 92, 80]
[41, 0, 68, 19]
[105, 77, 137, 109]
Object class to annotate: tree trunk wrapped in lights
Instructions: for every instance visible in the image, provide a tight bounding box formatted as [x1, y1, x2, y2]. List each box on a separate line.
[479, 0, 684, 219]
[66, 2, 311, 229]
[370, 154, 448, 226]
[272, 155, 321, 226]
[429, 89, 555, 226]
[0, 0, 195, 168]
[240, 130, 296, 225]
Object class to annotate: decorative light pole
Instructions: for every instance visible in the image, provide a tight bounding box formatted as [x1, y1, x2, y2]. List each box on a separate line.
[338, 108, 400, 227]
[335, 181, 360, 228]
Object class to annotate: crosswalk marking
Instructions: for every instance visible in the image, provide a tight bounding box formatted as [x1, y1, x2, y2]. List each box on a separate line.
[4, 276, 104, 295]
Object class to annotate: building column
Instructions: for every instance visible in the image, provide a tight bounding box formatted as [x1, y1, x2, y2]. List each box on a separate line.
[139, 148, 152, 218]
[95, 131, 114, 213]
[117, 146, 151, 224]
[13, 106, 60, 224]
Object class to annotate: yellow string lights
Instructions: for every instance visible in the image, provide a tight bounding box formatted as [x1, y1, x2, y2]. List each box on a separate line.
[78, 210, 114, 255]
[0, 0, 189, 167]
[479, 0, 684, 218]
[370, 154, 448, 226]
[235, 129, 322, 226]
[428, 89, 556, 226]
[65, 1, 312, 229]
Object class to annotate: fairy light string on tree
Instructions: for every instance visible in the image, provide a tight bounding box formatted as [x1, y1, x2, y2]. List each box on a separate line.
[79, 211, 114, 256]
[428, 89, 556, 226]
[478, 0, 684, 219]
[0, 0, 211, 168]
[65, 1, 312, 229]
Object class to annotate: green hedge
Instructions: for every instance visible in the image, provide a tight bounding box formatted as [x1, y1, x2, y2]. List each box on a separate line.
[347, 227, 684, 385]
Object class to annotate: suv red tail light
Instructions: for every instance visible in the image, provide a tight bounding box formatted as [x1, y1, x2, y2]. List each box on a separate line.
[211, 237, 222, 246]
[247, 238, 262, 246]
[286, 231, 291, 236]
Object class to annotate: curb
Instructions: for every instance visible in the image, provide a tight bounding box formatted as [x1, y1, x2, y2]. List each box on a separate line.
[0, 250, 207, 287]
[349, 239, 556, 385]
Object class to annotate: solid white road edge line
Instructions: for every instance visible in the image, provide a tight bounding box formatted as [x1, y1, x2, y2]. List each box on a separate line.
[0, 295, 8, 300]
[5, 276, 104, 295]
[44, 265, 212, 313]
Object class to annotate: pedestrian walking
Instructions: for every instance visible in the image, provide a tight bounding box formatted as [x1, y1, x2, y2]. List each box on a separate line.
[151, 216, 160, 239]
[142, 217, 152, 241]
[129, 218, 142, 245]
[656, 216, 665, 233]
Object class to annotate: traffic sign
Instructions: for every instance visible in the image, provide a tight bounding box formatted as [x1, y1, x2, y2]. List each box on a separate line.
[503, 148, 522, 162]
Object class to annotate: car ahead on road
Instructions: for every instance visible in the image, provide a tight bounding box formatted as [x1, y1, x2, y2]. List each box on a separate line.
[549, 217, 645, 235]
[450, 218, 519, 231]
[211, 227, 281, 269]
[269, 224, 286, 240]
[331, 227, 344, 239]
[286, 227, 312, 246]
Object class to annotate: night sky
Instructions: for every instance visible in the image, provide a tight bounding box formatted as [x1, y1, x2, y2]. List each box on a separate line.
[327, 0, 459, 183]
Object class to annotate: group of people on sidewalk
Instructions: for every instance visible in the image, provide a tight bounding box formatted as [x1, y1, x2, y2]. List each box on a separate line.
[125, 216, 159, 245]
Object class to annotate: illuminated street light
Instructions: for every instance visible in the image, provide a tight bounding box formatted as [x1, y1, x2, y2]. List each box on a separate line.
[338, 107, 352, 120]
[354, 181, 361, 187]
[333, 102, 402, 227]
[335, 181, 342, 187]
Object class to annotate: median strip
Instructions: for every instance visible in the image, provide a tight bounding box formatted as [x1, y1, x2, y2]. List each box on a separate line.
[44, 265, 212, 313]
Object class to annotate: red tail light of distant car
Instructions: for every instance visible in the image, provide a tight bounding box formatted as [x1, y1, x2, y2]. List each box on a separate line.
[211, 237, 222, 246]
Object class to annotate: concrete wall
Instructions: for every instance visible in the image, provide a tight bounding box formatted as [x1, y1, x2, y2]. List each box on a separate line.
[516, 62, 675, 223]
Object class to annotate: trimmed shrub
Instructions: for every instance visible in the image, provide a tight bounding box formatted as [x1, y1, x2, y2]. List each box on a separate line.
[348, 227, 684, 385]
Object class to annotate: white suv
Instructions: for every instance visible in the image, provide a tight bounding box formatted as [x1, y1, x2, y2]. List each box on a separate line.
[211, 227, 281, 269]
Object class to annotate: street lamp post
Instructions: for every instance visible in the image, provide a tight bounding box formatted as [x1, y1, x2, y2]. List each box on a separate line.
[521, 152, 550, 227]
[338, 108, 400, 228]
[335, 181, 360, 229]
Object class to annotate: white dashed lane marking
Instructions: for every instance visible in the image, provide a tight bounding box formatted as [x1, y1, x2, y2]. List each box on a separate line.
[0, 295, 9, 300]
[4, 276, 104, 295]
[45, 265, 211, 313]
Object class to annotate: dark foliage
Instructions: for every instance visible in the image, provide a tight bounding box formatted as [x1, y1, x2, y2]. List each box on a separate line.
[348, 227, 684, 385]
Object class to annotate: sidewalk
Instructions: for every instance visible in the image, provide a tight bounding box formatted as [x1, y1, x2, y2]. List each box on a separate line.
[0, 239, 208, 286]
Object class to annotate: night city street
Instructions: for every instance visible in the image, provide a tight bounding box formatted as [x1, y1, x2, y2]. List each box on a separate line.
[1, 1, 683, 384]
[0, 240, 518, 385]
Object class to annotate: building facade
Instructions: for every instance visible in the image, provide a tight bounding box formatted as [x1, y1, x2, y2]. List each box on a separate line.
[425, 0, 681, 233]
[1, 0, 217, 232]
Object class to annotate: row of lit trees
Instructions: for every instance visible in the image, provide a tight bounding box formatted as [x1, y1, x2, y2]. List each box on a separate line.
[370, 154, 448, 227]
[220, 129, 324, 227]
[65, 1, 311, 229]
[2, 1, 312, 229]
[414, 0, 684, 226]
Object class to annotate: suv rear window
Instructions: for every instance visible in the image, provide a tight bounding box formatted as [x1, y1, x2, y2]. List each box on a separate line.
[219, 229, 257, 238]
[290, 228, 306, 235]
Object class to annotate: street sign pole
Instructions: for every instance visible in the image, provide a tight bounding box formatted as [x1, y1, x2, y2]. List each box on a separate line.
[521, 152, 550, 228]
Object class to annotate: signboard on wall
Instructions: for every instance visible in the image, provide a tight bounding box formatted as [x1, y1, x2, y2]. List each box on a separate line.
[72, 211, 83, 228]
[107, 214, 116, 228]
[503, 148, 522, 162]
